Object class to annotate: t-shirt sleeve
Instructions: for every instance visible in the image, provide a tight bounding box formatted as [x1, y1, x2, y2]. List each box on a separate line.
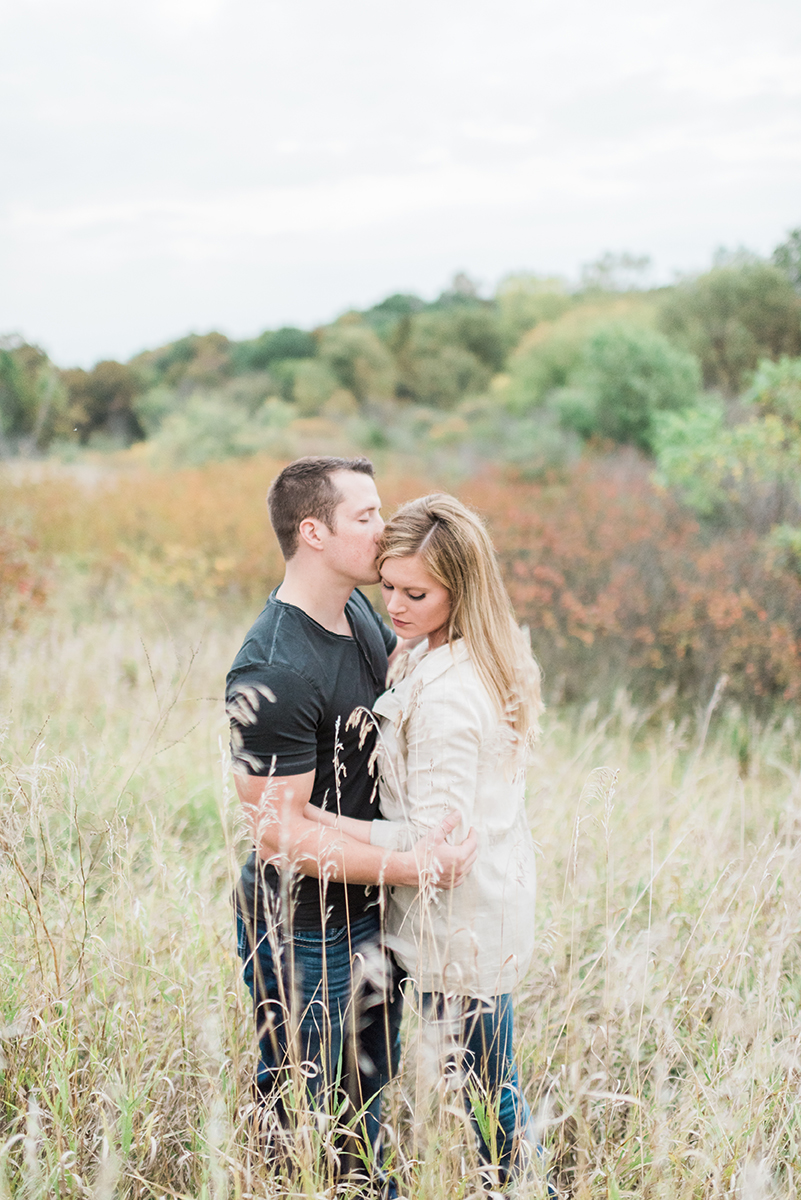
[226, 664, 321, 777]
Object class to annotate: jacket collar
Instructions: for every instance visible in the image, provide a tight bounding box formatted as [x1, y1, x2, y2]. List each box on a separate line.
[411, 637, 469, 684]
[386, 637, 468, 693]
[374, 638, 468, 720]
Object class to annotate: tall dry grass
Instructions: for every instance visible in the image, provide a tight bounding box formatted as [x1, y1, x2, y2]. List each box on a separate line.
[2, 575, 801, 1198]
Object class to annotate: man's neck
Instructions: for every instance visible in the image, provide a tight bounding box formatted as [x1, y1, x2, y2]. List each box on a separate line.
[275, 561, 354, 636]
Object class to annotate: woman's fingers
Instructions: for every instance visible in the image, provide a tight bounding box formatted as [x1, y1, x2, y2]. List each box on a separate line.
[430, 825, 478, 889]
[437, 809, 462, 838]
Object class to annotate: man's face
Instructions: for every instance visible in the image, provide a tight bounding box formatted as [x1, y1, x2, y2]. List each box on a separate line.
[324, 470, 384, 585]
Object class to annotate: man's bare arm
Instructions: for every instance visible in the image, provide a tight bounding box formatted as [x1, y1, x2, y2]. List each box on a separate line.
[235, 770, 477, 889]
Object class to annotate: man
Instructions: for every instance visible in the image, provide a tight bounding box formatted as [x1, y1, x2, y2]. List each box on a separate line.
[226, 456, 476, 1186]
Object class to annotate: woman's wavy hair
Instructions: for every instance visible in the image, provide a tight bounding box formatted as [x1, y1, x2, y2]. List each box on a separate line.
[378, 493, 543, 741]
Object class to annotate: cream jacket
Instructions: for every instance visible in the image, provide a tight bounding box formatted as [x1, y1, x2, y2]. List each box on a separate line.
[369, 639, 537, 996]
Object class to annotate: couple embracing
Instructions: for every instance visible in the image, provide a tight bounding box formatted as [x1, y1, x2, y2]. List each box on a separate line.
[226, 455, 543, 1194]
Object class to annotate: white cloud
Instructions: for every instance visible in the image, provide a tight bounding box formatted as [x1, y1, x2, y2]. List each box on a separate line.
[661, 51, 801, 100]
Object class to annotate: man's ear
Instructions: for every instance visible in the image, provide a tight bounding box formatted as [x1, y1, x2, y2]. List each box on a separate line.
[298, 517, 326, 551]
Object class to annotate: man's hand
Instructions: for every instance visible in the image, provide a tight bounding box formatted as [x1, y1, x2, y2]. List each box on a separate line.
[409, 810, 478, 890]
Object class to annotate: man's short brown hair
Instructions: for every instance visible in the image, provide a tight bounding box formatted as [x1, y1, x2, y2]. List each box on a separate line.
[267, 456, 375, 560]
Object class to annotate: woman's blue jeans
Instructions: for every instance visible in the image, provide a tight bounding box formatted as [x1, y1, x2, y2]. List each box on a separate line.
[420, 991, 534, 1181]
[236, 907, 403, 1163]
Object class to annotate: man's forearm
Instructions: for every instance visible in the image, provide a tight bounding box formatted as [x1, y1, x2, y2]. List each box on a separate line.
[255, 813, 419, 886]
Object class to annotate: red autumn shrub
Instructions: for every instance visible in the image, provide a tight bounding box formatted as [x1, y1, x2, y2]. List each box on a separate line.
[3, 453, 800, 708]
[464, 457, 801, 706]
[0, 527, 48, 631]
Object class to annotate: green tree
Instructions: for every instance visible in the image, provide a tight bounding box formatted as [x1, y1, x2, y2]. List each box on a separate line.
[556, 324, 700, 450]
[139, 332, 233, 390]
[772, 228, 801, 294]
[0, 341, 42, 442]
[580, 251, 652, 293]
[495, 274, 572, 345]
[391, 309, 491, 407]
[231, 327, 316, 373]
[659, 263, 801, 395]
[318, 319, 396, 406]
[748, 354, 801, 426]
[360, 294, 426, 337]
[292, 360, 342, 414]
[62, 360, 144, 444]
[0, 339, 68, 451]
[653, 357, 801, 528]
[450, 308, 507, 372]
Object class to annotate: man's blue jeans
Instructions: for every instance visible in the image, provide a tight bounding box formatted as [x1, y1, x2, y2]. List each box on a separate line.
[237, 907, 403, 1164]
[420, 991, 534, 1182]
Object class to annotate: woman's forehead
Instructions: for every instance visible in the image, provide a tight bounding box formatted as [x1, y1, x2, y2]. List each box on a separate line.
[380, 554, 440, 589]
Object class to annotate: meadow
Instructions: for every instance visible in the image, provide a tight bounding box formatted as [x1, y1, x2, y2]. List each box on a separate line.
[2, 458, 801, 1199]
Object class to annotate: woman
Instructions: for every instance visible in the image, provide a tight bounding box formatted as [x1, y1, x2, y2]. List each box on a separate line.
[313, 493, 543, 1184]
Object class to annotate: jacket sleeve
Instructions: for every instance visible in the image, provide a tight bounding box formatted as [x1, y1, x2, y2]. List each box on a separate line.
[369, 817, 414, 852]
[370, 671, 487, 850]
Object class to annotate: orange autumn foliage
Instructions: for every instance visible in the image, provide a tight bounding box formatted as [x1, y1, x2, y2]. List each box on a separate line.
[3, 453, 800, 707]
[0, 527, 48, 630]
[464, 458, 801, 705]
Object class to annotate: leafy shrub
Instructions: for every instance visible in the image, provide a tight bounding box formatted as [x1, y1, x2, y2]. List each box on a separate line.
[494, 274, 572, 344]
[0, 527, 47, 629]
[465, 460, 801, 707]
[0, 342, 69, 452]
[401, 343, 490, 409]
[291, 360, 342, 414]
[766, 523, 801, 577]
[653, 357, 801, 528]
[360, 293, 427, 336]
[659, 264, 801, 395]
[318, 320, 396, 405]
[554, 324, 700, 450]
[502, 296, 658, 414]
[230, 327, 316, 373]
[152, 393, 296, 467]
[746, 354, 801, 424]
[448, 308, 507, 372]
[454, 399, 581, 477]
[144, 332, 233, 390]
[61, 360, 145, 445]
[6, 455, 801, 709]
[773, 227, 801, 293]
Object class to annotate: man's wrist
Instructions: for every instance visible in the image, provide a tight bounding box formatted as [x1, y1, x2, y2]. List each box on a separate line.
[392, 849, 419, 888]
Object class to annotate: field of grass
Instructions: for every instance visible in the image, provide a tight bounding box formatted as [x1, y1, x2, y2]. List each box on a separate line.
[3, 454, 801, 1198]
[3, 559, 801, 1199]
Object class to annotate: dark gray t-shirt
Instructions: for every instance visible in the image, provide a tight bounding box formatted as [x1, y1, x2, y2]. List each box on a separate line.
[227, 588, 397, 929]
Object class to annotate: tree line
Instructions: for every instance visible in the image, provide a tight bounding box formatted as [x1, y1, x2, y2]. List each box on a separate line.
[2, 232, 800, 464]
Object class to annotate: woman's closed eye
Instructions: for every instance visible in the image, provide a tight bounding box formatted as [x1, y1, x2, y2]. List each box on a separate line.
[381, 581, 426, 601]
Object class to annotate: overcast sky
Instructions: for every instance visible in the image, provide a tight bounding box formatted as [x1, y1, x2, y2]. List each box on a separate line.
[2, 0, 800, 366]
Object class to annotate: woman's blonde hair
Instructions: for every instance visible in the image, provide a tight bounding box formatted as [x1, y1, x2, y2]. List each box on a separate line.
[378, 493, 543, 741]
